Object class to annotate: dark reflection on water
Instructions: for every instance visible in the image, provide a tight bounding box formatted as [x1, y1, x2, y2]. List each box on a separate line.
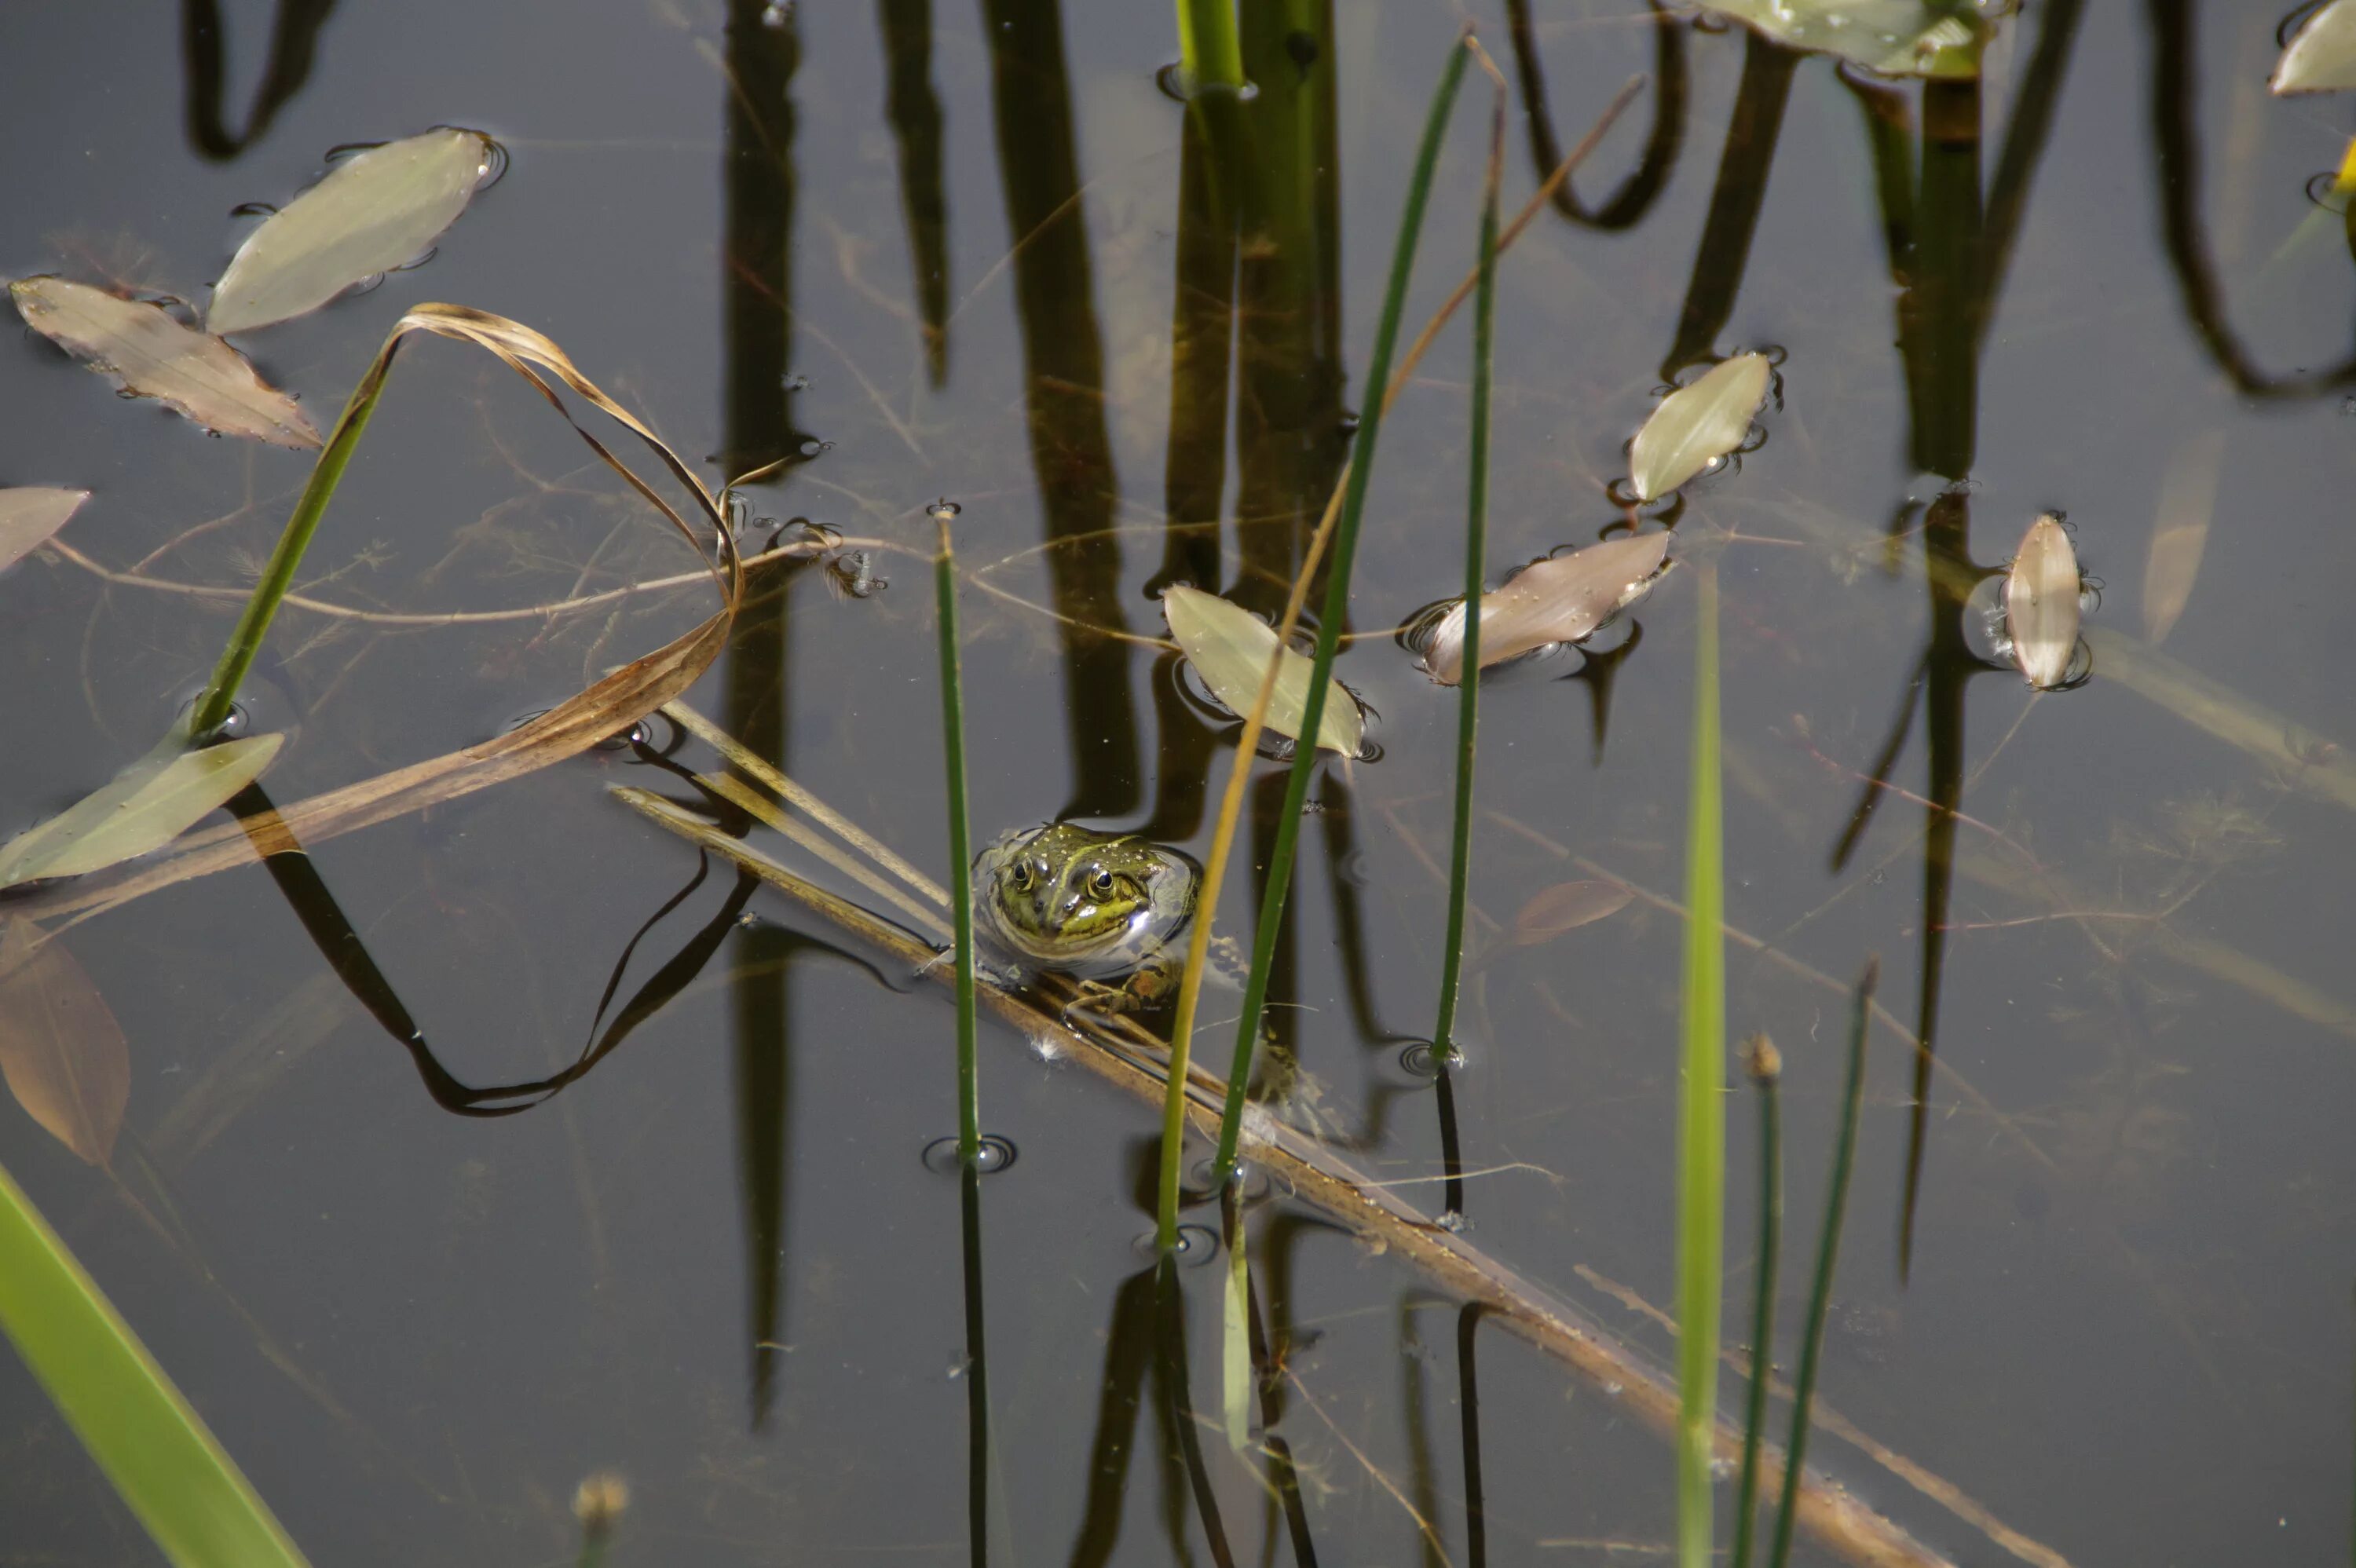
[13, 2, 2356, 1564]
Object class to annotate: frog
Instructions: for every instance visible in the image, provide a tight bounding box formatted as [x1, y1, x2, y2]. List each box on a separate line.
[973, 822, 1210, 1014]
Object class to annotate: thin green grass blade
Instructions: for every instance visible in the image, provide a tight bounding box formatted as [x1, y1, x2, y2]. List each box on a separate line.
[1676, 563, 1726, 1568]
[1732, 1035, 1783, 1568]
[1429, 65, 1502, 1084]
[0, 1156, 309, 1567]
[934, 507, 980, 1164]
[1186, 35, 1472, 1223]
[1769, 959, 1878, 1568]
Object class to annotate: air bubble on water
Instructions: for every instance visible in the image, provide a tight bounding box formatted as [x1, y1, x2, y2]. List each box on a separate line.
[759, 2, 792, 27]
[921, 1134, 1018, 1175]
[931, 498, 961, 521]
[797, 437, 828, 458]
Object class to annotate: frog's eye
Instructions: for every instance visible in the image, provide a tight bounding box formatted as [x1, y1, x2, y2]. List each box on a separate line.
[1007, 861, 1033, 892]
[1088, 868, 1116, 899]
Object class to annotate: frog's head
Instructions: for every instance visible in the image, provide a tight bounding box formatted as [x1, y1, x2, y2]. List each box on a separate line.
[982, 823, 1160, 956]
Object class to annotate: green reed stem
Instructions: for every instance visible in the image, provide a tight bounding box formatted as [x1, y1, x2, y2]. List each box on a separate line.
[190, 375, 386, 740]
[935, 510, 980, 1163]
[0, 1155, 309, 1567]
[1768, 959, 1878, 1568]
[1675, 562, 1726, 1568]
[1173, 0, 1244, 93]
[1732, 1035, 1783, 1568]
[1429, 71, 1502, 1081]
[1183, 35, 1471, 1229]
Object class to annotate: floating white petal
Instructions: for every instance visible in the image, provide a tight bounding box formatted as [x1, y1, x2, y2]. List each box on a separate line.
[9, 278, 320, 448]
[2005, 514, 2080, 689]
[207, 127, 494, 335]
[1421, 532, 1670, 686]
[1628, 352, 1770, 502]
[2274, 0, 2356, 94]
[1162, 586, 1363, 755]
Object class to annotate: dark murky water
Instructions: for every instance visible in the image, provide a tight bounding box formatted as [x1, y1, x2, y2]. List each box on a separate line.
[5, 2, 2356, 1563]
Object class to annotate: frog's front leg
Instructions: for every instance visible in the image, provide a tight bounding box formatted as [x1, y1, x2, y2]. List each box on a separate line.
[1064, 953, 1180, 1020]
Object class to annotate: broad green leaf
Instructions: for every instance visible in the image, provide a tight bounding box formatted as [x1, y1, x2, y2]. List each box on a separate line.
[1627, 353, 1769, 502]
[1162, 586, 1363, 755]
[1421, 532, 1670, 685]
[0, 1152, 309, 1567]
[1510, 879, 1633, 946]
[0, 919, 129, 1167]
[0, 488, 89, 574]
[1707, 0, 1986, 79]
[207, 128, 494, 334]
[2274, 0, 2356, 93]
[0, 730, 285, 890]
[2005, 513, 2080, 689]
[9, 279, 320, 448]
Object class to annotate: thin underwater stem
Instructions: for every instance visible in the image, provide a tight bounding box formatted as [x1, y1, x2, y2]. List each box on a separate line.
[1154, 34, 1472, 1250]
[1675, 562, 1726, 1568]
[1769, 960, 1878, 1568]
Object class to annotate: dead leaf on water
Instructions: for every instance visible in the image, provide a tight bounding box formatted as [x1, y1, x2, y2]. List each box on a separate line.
[1627, 352, 1769, 502]
[0, 487, 90, 574]
[8, 277, 320, 448]
[1162, 585, 1363, 755]
[1420, 532, 1670, 685]
[208, 128, 496, 335]
[2005, 513, 2081, 689]
[2141, 429, 2223, 646]
[0, 917, 130, 1166]
[0, 729, 286, 890]
[2273, 0, 2356, 93]
[1512, 880, 1633, 945]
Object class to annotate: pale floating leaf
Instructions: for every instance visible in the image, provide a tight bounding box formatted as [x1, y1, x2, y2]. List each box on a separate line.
[0, 917, 130, 1166]
[1512, 880, 1633, 946]
[0, 730, 286, 890]
[207, 128, 494, 334]
[2005, 513, 2080, 689]
[8, 278, 320, 448]
[1627, 352, 1770, 502]
[0, 488, 90, 574]
[1421, 532, 1670, 685]
[2141, 428, 2224, 646]
[2274, 0, 2356, 93]
[1162, 586, 1363, 755]
[1707, 0, 1987, 79]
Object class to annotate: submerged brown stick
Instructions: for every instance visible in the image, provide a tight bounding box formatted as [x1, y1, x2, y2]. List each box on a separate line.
[611, 785, 1990, 1568]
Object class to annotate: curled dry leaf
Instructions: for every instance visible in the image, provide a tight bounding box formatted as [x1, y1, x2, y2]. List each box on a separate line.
[208, 127, 496, 335]
[1707, 0, 1985, 79]
[10, 303, 741, 929]
[8, 277, 320, 448]
[0, 917, 130, 1166]
[1512, 879, 1633, 945]
[1627, 352, 1769, 502]
[2005, 513, 2080, 689]
[1421, 532, 1670, 685]
[0, 488, 90, 574]
[0, 731, 286, 890]
[2141, 428, 2223, 647]
[1162, 585, 1363, 755]
[2274, 0, 2356, 93]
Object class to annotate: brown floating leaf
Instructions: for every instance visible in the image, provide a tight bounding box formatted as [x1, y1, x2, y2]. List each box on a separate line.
[0, 487, 90, 574]
[8, 276, 320, 448]
[1512, 879, 1634, 945]
[14, 303, 741, 929]
[208, 128, 495, 335]
[0, 917, 130, 1165]
[1421, 532, 1670, 685]
[2141, 429, 2223, 647]
[2005, 513, 2081, 689]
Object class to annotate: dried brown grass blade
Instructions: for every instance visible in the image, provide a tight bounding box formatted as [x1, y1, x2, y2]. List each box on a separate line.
[8, 277, 321, 448]
[0, 916, 130, 1165]
[18, 304, 740, 929]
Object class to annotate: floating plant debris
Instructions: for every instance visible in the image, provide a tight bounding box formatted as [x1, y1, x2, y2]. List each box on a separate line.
[0, 729, 285, 890]
[207, 127, 497, 334]
[1510, 879, 1635, 946]
[8, 278, 320, 448]
[1627, 352, 1770, 502]
[1418, 531, 1670, 685]
[2274, 0, 2356, 94]
[0, 488, 90, 573]
[1707, 0, 1989, 79]
[1161, 585, 1363, 755]
[2005, 513, 2082, 689]
[0, 917, 129, 1167]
